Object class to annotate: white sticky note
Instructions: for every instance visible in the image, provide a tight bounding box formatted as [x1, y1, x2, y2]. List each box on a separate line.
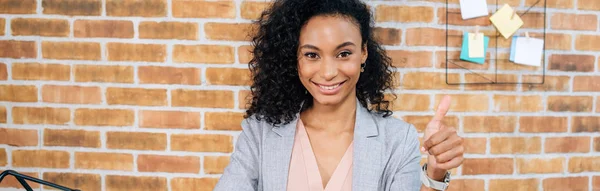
[459, 0, 489, 20]
[514, 37, 544, 66]
[468, 33, 485, 58]
[490, 4, 524, 39]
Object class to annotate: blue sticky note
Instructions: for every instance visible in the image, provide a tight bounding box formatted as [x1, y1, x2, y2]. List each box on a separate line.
[509, 36, 518, 62]
[460, 32, 489, 64]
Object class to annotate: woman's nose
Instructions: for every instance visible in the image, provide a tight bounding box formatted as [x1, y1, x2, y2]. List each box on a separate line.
[319, 58, 338, 80]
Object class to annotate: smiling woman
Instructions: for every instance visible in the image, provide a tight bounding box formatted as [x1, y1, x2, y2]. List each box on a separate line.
[213, 0, 464, 191]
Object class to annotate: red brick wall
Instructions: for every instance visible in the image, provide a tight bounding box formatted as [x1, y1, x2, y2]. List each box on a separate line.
[0, 0, 599, 191]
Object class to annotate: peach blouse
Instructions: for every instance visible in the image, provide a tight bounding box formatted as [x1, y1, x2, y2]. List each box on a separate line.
[286, 119, 353, 191]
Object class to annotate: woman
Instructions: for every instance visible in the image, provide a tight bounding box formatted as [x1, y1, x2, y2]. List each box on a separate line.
[214, 0, 464, 190]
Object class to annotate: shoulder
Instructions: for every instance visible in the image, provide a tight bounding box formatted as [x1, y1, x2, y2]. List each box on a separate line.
[370, 114, 420, 151]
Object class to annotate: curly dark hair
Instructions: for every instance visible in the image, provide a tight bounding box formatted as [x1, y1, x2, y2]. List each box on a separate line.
[244, 0, 396, 126]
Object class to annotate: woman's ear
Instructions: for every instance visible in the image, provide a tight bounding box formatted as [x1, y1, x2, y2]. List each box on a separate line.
[361, 42, 368, 63]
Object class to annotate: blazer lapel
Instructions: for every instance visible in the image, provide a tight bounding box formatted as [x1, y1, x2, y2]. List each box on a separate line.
[262, 115, 298, 191]
[352, 101, 383, 190]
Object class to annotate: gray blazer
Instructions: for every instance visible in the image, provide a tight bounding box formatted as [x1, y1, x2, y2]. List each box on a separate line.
[214, 100, 422, 191]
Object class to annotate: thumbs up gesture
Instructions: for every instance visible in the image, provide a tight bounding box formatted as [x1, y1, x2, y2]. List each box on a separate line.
[421, 95, 464, 180]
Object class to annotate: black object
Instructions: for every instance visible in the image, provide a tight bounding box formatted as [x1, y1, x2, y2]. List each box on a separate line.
[445, 0, 547, 85]
[0, 170, 80, 191]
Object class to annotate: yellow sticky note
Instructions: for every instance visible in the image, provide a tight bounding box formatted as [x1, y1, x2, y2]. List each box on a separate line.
[468, 33, 485, 58]
[490, 4, 523, 39]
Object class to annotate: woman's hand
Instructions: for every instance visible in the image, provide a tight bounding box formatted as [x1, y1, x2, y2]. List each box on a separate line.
[421, 95, 464, 180]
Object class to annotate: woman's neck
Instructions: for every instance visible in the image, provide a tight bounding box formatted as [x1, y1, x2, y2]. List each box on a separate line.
[300, 95, 357, 134]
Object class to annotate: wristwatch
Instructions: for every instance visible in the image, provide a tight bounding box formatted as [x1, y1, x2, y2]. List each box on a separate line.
[420, 163, 451, 191]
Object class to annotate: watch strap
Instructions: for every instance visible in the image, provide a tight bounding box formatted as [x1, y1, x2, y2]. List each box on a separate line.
[420, 163, 450, 191]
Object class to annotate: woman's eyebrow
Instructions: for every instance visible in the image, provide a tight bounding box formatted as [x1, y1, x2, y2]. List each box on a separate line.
[299, 41, 356, 51]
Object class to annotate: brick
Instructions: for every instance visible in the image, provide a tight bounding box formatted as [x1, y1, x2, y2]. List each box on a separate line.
[572, 116, 600, 132]
[389, 94, 430, 111]
[543, 177, 588, 191]
[376, 5, 433, 23]
[106, 175, 167, 191]
[463, 116, 516, 133]
[0, 63, 6, 80]
[446, 179, 484, 191]
[545, 137, 590, 153]
[205, 23, 255, 41]
[578, 0, 600, 10]
[463, 138, 486, 154]
[551, 13, 597, 31]
[545, 33, 572, 50]
[0, 19, 4, 36]
[107, 131, 166, 151]
[520, 12, 545, 29]
[205, 112, 244, 131]
[42, 41, 101, 60]
[12, 62, 70, 81]
[522, 75, 570, 92]
[12, 150, 69, 168]
[74, 108, 134, 126]
[491, 137, 541, 154]
[0, 0, 36, 14]
[139, 66, 200, 85]
[402, 115, 458, 133]
[0, 171, 40, 189]
[490, 179, 538, 191]
[241, 1, 271, 19]
[171, 134, 233, 152]
[486, 0, 520, 6]
[0, 128, 38, 146]
[434, 94, 489, 112]
[493, 95, 543, 112]
[173, 45, 234, 64]
[526, 0, 574, 8]
[138, 154, 200, 173]
[107, 43, 166, 62]
[549, 54, 595, 72]
[172, 89, 234, 108]
[0, 85, 37, 102]
[387, 50, 432, 68]
[74, 20, 134, 38]
[594, 176, 600, 190]
[402, 72, 459, 90]
[106, 87, 167, 106]
[519, 116, 568, 132]
[436, 51, 489, 70]
[238, 45, 254, 64]
[406, 28, 462, 47]
[239, 90, 251, 109]
[12, 107, 69, 125]
[0, 148, 5, 166]
[573, 76, 600, 92]
[595, 137, 600, 152]
[106, 0, 166, 17]
[0, 40, 36, 58]
[547, 96, 593, 112]
[373, 28, 402, 45]
[173, 0, 235, 18]
[11, 18, 69, 37]
[74, 65, 134, 83]
[139, 110, 200, 129]
[0, 106, 5, 123]
[569, 156, 600, 173]
[462, 158, 513, 175]
[576, 35, 600, 51]
[463, 74, 518, 91]
[171, 178, 219, 191]
[438, 8, 490, 26]
[139, 21, 197, 40]
[204, 156, 230, 174]
[42, 85, 102, 104]
[43, 172, 101, 191]
[206, 68, 251, 86]
[44, 129, 100, 148]
[42, 0, 101, 16]
[75, 152, 133, 171]
[517, 158, 564, 174]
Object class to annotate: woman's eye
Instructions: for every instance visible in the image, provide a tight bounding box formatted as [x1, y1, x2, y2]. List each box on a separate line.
[304, 53, 319, 59]
[337, 51, 352, 58]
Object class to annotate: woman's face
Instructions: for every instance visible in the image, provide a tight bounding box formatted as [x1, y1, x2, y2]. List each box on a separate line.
[297, 15, 368, 107]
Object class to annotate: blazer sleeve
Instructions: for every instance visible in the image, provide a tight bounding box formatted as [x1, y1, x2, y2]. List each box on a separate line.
[388, 124, 422, 191]
[213, 119, 260, 191]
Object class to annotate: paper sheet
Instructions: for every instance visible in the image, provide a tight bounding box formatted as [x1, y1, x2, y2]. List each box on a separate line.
[514, 37, 544, 66]
[490, 4, 524, 39]
[459, 0, 489, 20]
[509, 36, 518, 62]
[460, 32, 489, 64]
[468, 33, 485, 58]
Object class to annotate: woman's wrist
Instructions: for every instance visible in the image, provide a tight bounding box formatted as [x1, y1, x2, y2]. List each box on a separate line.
[426, 165, 448, 181]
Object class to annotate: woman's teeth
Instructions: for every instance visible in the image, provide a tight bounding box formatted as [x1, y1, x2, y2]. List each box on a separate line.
[319, 83, 340, 90]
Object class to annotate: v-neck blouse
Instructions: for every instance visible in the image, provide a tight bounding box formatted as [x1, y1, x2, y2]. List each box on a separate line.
[286, 119, 354, 191]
